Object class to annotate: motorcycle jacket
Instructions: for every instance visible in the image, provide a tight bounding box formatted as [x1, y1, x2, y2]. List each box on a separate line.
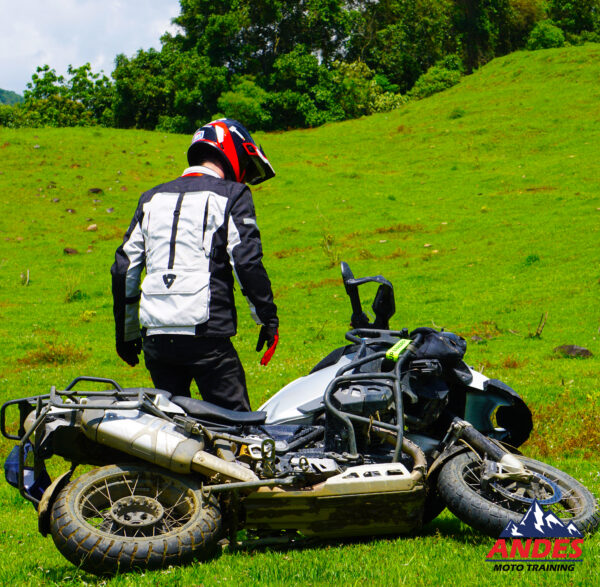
[111, 166, 278, 342]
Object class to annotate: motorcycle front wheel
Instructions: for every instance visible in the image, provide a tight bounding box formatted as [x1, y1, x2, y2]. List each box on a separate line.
[49, 464, 222, 575]
[437, 452, 599, 537]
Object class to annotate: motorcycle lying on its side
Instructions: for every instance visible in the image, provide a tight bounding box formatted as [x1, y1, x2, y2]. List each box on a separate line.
[2, 263, 598, 575]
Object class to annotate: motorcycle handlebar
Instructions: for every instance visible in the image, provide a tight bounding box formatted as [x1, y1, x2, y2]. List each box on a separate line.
[345, 329, 423, 351]
[345, 328, 409, 345]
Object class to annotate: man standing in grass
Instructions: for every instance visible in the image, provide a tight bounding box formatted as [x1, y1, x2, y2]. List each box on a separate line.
[111, 119, 279, 411]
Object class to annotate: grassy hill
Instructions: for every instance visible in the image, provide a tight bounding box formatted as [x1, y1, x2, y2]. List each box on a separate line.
[0, 44, 599, 585]
[0, 88, 23, 105]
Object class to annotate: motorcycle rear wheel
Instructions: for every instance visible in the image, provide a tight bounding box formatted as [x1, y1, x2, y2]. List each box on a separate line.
[437, 452, 599, 537]
[49, 464, 221, 575]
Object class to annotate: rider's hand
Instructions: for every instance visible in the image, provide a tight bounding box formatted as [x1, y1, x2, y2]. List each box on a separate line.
[256, 325, 279, 366]
[116, 338, 142, 367]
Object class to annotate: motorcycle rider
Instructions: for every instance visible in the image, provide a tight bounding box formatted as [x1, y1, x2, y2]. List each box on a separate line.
[111, 119, 279, 411]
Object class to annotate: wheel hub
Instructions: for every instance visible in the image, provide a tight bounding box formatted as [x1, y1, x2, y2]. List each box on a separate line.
[110, 495, 165, 529]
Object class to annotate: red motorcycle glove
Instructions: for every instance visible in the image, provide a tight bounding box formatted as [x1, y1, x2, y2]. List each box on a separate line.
[256, 326, 279, 366]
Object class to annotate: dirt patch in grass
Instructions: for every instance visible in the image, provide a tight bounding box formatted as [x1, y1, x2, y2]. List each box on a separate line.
[501, 355, 527, 369]
[374, 223, 424, 234]
[463, 321, 503, 340]
[384, 248, 410, 260]
[342, 224, 424, 244]
[96, 226, 127, 241]
[295, 277, 341, 290]
[273, 247, 310, 259]
[527, 390, 600, 459]
[18, 342, 88, 366]
[524, 186, 557, 192]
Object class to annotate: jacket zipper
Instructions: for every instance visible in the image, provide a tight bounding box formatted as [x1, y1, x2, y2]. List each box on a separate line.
[168, 193, 185, 270]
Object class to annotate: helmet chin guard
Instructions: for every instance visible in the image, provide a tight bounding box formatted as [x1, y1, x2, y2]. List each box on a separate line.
[187, 119, 275, 185]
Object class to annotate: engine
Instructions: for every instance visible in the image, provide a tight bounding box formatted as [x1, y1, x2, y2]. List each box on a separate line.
[325, 381, 396, 454]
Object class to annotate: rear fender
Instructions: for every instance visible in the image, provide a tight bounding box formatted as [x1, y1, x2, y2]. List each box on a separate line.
[38, 468, 75, 537]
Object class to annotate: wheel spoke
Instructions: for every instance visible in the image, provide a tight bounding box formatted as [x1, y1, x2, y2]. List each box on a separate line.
[129, 473, 140, 497]
[51, 465, 222, 575]
[104, 479, 114, 505]
[460, 456, 590, 521]
[76, 469, 200, 537]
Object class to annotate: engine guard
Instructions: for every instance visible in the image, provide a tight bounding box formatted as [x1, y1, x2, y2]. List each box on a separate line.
[242, 463, 427, 538]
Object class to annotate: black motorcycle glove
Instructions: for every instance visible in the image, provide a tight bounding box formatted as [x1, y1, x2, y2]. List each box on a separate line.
[256, 325, 279, 366]
[116, 338, 142, 367]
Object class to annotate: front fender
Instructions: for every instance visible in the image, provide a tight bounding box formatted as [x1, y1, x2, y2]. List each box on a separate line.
[464, 378, 533, 448]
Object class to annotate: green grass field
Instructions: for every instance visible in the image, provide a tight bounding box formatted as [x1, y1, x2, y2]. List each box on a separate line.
[0, 44, 599, 585]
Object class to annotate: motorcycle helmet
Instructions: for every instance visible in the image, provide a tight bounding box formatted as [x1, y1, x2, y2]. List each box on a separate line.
[187, 119, 275, 185]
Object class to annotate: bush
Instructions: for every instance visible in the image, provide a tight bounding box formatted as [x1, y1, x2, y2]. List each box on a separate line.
[267, 46, 345, 129]
[564, 30, 600, 45]
[156, 115, 191, 134]
[22, 96, 95, 127]
[331, 61, 405, 119]
[0, 104, 24, 127]
[217, 77, 271, 131]
[409, 61, 464, 100]
[526, 20, 566, 49]
[371, 91, 407, 113]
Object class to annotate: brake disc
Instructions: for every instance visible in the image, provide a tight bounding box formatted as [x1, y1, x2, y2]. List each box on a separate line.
[490, 472, 562, 505]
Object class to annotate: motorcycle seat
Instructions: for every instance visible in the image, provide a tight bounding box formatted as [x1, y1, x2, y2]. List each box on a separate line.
[171, 396, 267, 425]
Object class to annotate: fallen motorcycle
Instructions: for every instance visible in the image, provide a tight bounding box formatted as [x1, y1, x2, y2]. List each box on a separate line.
[2, 263, 598, 575]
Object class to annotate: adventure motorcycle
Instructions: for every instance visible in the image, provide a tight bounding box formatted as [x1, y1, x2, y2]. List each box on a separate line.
[2, 263, 598, 575]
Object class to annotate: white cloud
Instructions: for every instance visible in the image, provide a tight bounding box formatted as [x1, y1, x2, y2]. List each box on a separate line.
[0, 0, 181, 94]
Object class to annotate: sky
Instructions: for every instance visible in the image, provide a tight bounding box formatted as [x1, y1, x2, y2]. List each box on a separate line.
[0, 0, 181, 94]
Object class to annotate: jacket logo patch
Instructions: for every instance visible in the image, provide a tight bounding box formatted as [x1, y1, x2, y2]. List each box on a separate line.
[162, 274, 177, 289]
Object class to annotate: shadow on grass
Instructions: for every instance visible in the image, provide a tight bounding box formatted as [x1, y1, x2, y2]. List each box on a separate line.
[25, 521, 488, 580]
[24, 547, 224, 583]
[228, 514, 492, 557]
[22, 563, 98, 584]
[420, 516, 493, 546]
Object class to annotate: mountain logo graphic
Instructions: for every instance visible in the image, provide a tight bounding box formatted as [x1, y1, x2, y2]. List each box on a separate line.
[499, 500, 583, 539]
[486, 500, 585, 571]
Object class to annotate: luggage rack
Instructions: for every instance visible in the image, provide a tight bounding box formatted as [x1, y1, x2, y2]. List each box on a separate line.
[0, 376, 159, 507]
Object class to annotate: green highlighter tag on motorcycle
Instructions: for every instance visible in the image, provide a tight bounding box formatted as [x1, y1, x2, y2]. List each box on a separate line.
[385, 339, 412, 361]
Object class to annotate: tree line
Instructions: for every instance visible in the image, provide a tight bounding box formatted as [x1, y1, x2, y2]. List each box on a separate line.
[1, 0, 598, 132]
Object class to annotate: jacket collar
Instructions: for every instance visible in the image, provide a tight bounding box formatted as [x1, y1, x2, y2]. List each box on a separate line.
[182, 165, 221, 178]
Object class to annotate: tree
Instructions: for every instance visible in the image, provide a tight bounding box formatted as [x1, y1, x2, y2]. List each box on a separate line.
[112, 48, 227, 130]
[167, 0, 351, 77]
[24, 65, 68, 100]
[348, 0, 455, 92]
[267, 45, 344, 129]
[67, 64, 114, 125]
[548, 0, 600, 34]
[217, 76, 272, 130]
[21, 64, 110, 127]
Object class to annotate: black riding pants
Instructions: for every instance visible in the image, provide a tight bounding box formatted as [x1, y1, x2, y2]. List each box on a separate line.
[142, 335, 251, 411]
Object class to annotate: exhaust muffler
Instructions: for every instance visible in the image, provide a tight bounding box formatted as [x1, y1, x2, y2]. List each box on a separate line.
[81, 407, 257, 481]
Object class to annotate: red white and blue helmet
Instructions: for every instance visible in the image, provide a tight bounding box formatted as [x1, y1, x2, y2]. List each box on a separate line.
[187, 119, 275, 185]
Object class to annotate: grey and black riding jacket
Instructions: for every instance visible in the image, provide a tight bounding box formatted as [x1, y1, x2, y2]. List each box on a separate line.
[111, 166, 278, 343]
